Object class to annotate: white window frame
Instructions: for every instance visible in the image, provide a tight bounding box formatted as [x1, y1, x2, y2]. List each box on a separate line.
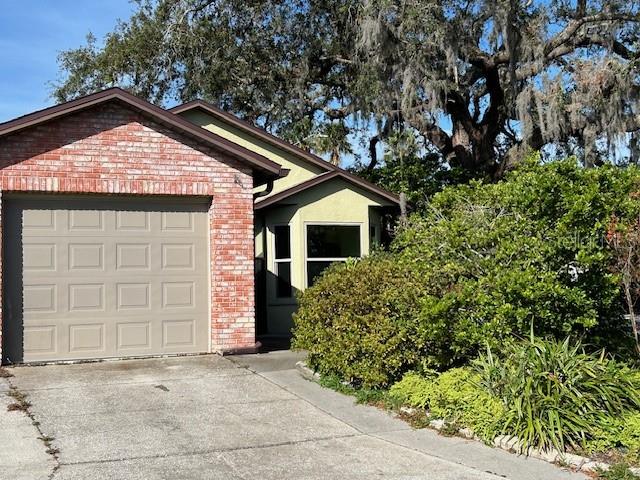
[304, 222, 363, 287]
[272, 223, 293, 299]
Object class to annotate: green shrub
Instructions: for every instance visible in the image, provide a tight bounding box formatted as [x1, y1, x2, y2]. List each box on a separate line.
[392, 157, 640, 366]
[388, 371, 434, 409]
[293, 158, 640, 387]
[596, 463, 640, 480]
[292, 254, 425, 387]
[587, 413, 640, 464]
[389, 368, 506, 442]
[619, 416, 640, 464]
[475, 336, 640, 451]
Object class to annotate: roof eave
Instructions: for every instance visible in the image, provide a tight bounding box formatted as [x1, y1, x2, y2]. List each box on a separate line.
[255, 171, 400, 210]
[0, 88, 284, 183]
[170, 101, 334, 173]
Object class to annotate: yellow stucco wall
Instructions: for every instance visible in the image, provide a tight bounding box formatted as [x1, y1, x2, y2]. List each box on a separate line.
[179, 108, 396, 335]
[179, 110, 325, 196]
[260, 178, 394, 334]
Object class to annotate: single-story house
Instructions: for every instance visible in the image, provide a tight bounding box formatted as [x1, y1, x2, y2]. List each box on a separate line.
[0, 88, 399, 364]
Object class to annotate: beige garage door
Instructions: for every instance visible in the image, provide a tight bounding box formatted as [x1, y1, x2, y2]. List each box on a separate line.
[3, 195, 210, 363]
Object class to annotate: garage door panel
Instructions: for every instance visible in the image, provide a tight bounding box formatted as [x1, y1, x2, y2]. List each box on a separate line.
[115, 210, 150, 231]
[69, 210, 105, 231]
[117, 283, 151, 310]
[162, 281, 195, 309]
[23, 325, 57, 353]
[162, 243, 195, 270]
[23, 209, 55, 230]
[116, 243, 151, 270]
[69, 324, 105, 353]
[68, 243, 105, 271]
[3, 196, 211, 363]
[117, 322, 152, 350]
[161, 211, 195, 232]
[23, 284, 57, 313]
[23, 243, 57, 271]
[68, 284, 106, 312]
[162, 319, 196, 348]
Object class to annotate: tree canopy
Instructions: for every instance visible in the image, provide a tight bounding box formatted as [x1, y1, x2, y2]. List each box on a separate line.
[54, 0, 640, 179]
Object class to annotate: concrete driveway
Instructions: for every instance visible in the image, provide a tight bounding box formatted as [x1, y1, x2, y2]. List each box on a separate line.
[1, 351, 586, 480]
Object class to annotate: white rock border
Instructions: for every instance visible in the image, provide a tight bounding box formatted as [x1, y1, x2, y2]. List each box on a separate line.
[295, 361, 640, 477]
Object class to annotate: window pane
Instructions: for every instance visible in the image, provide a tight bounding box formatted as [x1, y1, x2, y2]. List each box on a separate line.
[276, 261, 292, 297]
[274, 225, 290, 259]
[307, 260, 336, 287]
[307, 225, 360, 258]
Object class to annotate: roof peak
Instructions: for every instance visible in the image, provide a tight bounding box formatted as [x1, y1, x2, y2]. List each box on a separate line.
[172, 99, 400, 208]
[0, 89, 286, 183]
[255, 169, 399, 210]
[171, 99, 335, 174]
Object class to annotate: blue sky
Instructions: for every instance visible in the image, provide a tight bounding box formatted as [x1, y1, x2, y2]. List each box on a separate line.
[0, 0, 135, 122]
[0, 1, 366, 166]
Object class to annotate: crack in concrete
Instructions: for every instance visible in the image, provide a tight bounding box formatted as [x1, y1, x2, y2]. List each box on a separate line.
[57, 432, 363, 467]
[12, 370, 250, 393]
[3, 374, 61, 480]
[40, 396, 301, 420]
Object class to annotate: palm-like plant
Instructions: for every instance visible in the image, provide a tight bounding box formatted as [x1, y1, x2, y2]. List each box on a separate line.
[305, 122, 353, 167]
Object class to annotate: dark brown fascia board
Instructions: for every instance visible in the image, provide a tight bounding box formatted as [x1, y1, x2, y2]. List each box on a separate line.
[255, 172, 337, 209]
[0, 88, 286, 181]
[171, 99, 400, 204]
[255, 170, 400, 210]
[170, 100, 334, 173]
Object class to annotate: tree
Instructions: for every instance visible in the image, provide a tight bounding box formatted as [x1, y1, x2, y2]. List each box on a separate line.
[353, 129, 459, 211]
[607, 215, 640, 354]
[53, 0, 640, 178]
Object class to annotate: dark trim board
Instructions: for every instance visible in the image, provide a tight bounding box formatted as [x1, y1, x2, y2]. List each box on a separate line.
[255, 171, 400, 210]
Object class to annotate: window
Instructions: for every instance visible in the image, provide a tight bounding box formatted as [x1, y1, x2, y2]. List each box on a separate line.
[306, 224, 361, 286]
[273, 225, 292, 298]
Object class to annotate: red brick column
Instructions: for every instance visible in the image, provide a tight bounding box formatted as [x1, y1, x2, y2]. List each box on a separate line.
[209, 186, 256, 352]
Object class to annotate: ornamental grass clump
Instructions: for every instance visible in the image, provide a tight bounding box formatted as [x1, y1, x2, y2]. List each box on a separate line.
[474, 335, 640, 452]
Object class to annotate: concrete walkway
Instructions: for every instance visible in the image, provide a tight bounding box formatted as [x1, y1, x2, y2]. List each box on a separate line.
[232, 350, 587, 480]
[0, 351, 587, 479]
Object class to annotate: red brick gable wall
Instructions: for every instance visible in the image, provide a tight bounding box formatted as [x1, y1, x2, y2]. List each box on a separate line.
[0, 103, 256, 357]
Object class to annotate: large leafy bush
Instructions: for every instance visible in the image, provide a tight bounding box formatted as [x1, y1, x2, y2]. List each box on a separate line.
[294, 158, 640, 386]
[292, 254, 425, 387]
[393, 158, 640, 366]
[475, 336, 640, 451]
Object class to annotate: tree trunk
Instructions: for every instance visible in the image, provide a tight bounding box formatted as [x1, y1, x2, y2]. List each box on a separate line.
[624, 282, 640, 355]
[399, 192, 408, 223]
[447, 121, 498, 178]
